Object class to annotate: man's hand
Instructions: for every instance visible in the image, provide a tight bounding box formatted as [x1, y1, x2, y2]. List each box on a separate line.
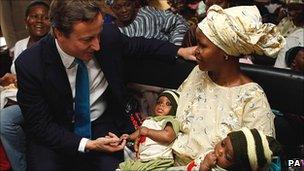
[85, 132, 126, 153]
[0, 73, 17, 87]
[200, 151, 217, 171]
[177, 46, 197, 61]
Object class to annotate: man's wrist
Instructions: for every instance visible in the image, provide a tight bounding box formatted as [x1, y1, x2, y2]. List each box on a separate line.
[84, 139, 95, 152]
[78, 138, 89, 153]
[177, 47, 183, 58]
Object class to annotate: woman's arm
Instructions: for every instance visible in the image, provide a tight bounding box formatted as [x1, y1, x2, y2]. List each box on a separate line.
[242, 88, 275, 137]
[140, 123, 176, 145]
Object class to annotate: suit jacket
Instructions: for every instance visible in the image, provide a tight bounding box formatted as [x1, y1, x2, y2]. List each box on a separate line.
[15, 24, 179, 156]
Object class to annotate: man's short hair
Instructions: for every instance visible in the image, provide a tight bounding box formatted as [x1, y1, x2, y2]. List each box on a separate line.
[49, 0, 101, 37]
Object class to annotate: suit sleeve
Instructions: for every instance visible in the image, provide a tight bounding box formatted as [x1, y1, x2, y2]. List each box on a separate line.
[15, 56, 81, 156]
[119, 28, 180, 62]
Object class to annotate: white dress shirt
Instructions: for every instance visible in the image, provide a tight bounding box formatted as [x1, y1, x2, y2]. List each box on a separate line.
[55, 40, 108, 152]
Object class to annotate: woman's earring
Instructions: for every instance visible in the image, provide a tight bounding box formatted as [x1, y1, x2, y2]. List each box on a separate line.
[224, 55, 229, 61]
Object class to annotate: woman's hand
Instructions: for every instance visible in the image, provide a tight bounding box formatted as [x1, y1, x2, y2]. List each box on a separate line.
[199, 151, 217, 171]
[0, 73, 17, 87]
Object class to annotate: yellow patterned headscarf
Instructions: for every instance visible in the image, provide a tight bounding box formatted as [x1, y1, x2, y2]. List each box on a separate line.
[198, 5, 285, 57]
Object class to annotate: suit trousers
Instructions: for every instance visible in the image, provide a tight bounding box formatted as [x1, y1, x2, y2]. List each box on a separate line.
[26, 108, 124, 171]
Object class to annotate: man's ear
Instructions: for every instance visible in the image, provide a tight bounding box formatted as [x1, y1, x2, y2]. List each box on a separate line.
[53, 27, 63, 40]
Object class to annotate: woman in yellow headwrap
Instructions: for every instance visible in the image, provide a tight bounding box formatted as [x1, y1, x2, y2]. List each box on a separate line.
[171, 4, 285, 166]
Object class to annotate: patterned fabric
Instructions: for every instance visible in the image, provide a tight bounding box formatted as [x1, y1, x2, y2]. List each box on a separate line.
[277, 17, 297, 37]
[198, 5, 285, 57]
[172, 66, 275, 163]
[119, 6, 188, 46]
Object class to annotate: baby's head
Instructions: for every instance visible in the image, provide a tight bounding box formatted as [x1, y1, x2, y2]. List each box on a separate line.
[214, 127, 281, 170]
[285, 46, 304, 72]
[154, 90, 179, 116]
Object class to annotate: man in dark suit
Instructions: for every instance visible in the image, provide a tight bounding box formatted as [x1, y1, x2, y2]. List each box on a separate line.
[15, 0, 195, 170]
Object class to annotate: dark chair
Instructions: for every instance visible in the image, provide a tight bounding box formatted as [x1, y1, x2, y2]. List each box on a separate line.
[240, 64, 304, 168]
[240, 64, 303, 116]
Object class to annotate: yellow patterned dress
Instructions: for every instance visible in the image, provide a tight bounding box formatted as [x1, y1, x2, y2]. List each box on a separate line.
[172, 66, 275, 165]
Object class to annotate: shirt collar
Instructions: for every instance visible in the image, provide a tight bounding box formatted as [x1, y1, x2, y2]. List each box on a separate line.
[55, 39, 76, 69]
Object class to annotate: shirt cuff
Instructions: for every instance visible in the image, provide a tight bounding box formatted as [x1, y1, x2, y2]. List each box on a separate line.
[78, 138, 89, 153]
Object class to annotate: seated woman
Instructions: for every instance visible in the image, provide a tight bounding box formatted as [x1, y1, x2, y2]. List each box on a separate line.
[0, 1, 50, 171]
[171, 4, 285, 166]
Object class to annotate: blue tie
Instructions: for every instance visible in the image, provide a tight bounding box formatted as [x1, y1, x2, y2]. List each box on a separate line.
[74, 59, 91, 139]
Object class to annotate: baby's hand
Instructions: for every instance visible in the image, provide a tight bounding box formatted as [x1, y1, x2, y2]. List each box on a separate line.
[200, 151, 217, 171]
[120, 134, 129, 140]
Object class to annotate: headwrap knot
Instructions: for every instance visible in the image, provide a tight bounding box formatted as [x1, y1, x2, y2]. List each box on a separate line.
[198, 5, 285, 57]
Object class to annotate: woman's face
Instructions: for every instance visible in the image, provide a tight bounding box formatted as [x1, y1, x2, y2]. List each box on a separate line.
[214, 136, 235, 168]
[26, 5, 50, 39]
[194, 28, 226, 71]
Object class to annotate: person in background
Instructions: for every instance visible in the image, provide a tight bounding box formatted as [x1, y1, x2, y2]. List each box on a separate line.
[274, 0, 304, 69]
[10, 0, 50, 74]
[119, 90, 180, 170]
[276, 0, 303, 37]
[15, 0, 195, 170]
[108, 0, 189, 117]
[109, 0, 188, 46]
[0, 1, 50, 171]
[168, 0, 203, 27]
[285, 46, 304, 72]
[171, 4, 285, 166]
[141, 0, 171, 10]
[0, 0, 32, 57]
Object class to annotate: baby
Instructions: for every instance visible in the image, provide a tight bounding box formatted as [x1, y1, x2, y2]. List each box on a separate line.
[285, 46, 304, 72]
[119, 90, 180, 171]
[187, 127, 281, 171]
